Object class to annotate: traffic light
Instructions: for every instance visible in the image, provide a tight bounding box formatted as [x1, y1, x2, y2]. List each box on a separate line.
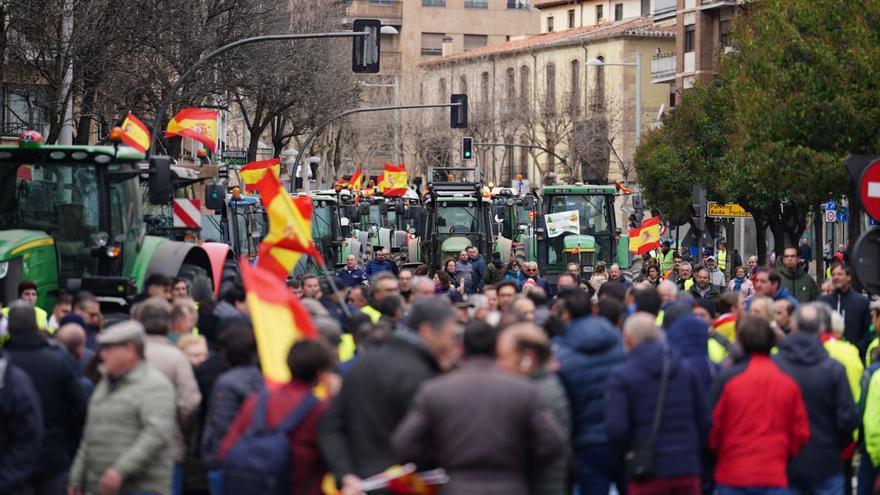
[461, 137, 474, 160]
[352, 19, 381, 74]
[451, 94, 468, 129]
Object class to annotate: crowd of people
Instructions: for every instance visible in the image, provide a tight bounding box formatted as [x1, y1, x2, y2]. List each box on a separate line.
[1, 240, 879, 495]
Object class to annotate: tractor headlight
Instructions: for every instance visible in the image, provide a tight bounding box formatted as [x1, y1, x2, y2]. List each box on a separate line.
[0, 261, 7, 279]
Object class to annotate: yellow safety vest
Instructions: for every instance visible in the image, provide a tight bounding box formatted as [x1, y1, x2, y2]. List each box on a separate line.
[2, 305, 49, 333]
[717, 250, 727, 271]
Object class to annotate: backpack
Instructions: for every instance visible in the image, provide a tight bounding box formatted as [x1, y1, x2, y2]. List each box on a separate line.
[221, 390, 319, 495]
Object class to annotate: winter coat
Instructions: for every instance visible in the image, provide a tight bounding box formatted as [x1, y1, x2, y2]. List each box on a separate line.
[336, 266, 367, 288]
[470, 255, 488, 291]
[589, 273, 608, 293]
[144, 334, 202, 463]
[531, 368, 572, 495]
[554, 315, 626, 450]
[364, 259, 397, 279]
[392, 358, 565, 495]
[709, 355, 810, 488]
[455, 260, 475, 294]
[666, 316, 720, 397]
[773, 332, 859, 483]
[778, 266, 819, 304]
[200, 365, 265, 467]
[708, 267, 725, 289]
[821, 288, 871, 354]
[69, 362, 176, 495]
[0, 351, 43, 494]
[605, 341, 710, 479]
[319, 332, 441, 480]
[688, 284, 721, 308]
[219, 380, 328, 495]
[726, 277, 754, 301]
[504, 269, 527, 288]
[4, 331, 86, 476]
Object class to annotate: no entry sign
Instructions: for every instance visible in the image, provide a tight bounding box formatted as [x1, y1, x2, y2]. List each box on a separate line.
[860, 158, 880, 221]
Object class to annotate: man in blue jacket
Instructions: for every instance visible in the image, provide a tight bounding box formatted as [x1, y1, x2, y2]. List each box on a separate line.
[606, 313, 710, 495]
[553, 289, 626, 494]
[336, 254, 367, 288]
[0, 347, 44, 494]
[364, 248, 398, 279]
[466, 246, 487, 293]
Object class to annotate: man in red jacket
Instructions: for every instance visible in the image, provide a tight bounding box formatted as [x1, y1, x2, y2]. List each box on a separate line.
[219, 340, 334, 495]
[709, 315, 810, 494]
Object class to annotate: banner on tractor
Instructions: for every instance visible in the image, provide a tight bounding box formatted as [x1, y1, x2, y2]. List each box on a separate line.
[544, 210, 580, 238]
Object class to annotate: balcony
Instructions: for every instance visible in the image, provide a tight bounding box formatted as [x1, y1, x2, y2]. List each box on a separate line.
[344, 0, 402, 24]
[507, 0, 530, 9]
[464, 0, 488, 8]
[420, 47, 442, 56]
[651, 52, 676, 83]
[683, 51, 695, 73]
[700, 0, 741, 10]
[1, 121, 46, 137]
[422, 0, 445, 7]
[652, 0, 676, 20]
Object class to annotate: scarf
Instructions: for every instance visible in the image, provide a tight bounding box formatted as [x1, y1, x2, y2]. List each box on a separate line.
[734, 276, 745, 292]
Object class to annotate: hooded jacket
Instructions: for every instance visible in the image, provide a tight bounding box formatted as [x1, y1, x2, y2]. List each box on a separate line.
[820, 287, 871, 354]
[666, 316, 720, 397]
[606, 341, 710, 479]
[774, 332, 859, 483]
[778, 266, 819, 304]
[554, 316, 625, 449]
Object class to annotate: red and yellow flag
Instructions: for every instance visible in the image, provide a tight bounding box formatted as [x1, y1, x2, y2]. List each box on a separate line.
[628, 216, 661, 255]
[380, 164, 407, 197]
[239, 158, 280, 192]
[120, 113, 151, 153]
[349, 168, 363, 190]
[240, 260, 317, 386]
[164, 108, 219, 153]
[254, 171, 324, 280]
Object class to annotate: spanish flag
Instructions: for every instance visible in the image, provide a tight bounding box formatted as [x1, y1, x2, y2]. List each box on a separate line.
[254, 171, 324, 280]
[628, 216, 661, 255]
[381, 163, 407, 197]
[375, 173, 385, 194]
[164, 108, 219, 153]
[240, 259, 317, 386]
[120, 113, 151, 153]
[349, 168, 363, 190]
[239, 158, 280, 192]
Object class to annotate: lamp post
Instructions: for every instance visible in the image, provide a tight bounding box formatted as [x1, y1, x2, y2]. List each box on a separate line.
[587, 52, 642, 146]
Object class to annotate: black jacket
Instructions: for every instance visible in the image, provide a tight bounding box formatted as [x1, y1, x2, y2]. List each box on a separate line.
[820, 288, 871, 354]
[773, 332, 859, 482]
[319, 333, 441, 480]
[0, 351, 43, 494]
[4, 331, 86, 476]
[689, 284, 721, 308]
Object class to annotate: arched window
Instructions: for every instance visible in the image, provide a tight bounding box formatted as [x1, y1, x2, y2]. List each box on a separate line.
[481, 71, 490, 102]
[570, 59, 581, 115]
[545, 62, 556, 114]
[520, 65, 530, 112]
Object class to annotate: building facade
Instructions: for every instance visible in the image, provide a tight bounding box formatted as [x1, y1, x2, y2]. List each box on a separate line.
[535, 0, 651, 33]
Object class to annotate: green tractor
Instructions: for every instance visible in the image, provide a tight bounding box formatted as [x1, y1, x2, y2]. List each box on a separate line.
[290, 190, 353, 276]
[534, 183, 630, 285]
[490, 187, 538, 263]
[0, 132, 229, 314]
[352, 192, 422, 266]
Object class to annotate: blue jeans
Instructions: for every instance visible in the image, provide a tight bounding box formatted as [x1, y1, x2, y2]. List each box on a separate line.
[575, 444, 626, 495]
[717, 486, 789, 495]
[207, 469, 224, 495]
[790, 474, 845, 495]
[172, 463, 183, 495]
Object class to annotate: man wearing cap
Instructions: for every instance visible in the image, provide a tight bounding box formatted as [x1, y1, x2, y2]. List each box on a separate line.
[706, 256, 726, 289]
[658, 240, 675, 274]
[69, 320, 176, 495]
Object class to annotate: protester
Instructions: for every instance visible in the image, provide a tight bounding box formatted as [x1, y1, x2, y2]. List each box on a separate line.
[301, 275, 321, 300]
[360, 272, 400, 323]
[0, 345, 43, 494]
[709, 315, 810, 493]
[48, 292, 73, 333]
[364, 249, 397, 278]
[2, 281, 49, 331]
[820, 263, 871, 355]
[393, 320, 565, 495]
[726, 266, 754, 301]
[177, 334, 209, 367]
[169, 298, 199, 343]
[503, 259, 527, 287]
[69, 321, 176, 495]
[398, 269, 414, 302]
[319, 298, 457, 495]
[73, 292, 103, 350]
[752, 267, 800, 309]
[677, 262, 694, 292]
[706, 256, 725, 288]
[497, 281, 518, 313]
[337, 254, 367, 288]
[347, 286, 368, 309]
[608, 263, 633, 290]
[4, 302, 86, 494]
[774, 299, 795, 334]
[172, 278, 190, 300]
[667, 315, 719, 396]
[689, 266, 720, 310]
[54, 322, 95, 396]
[467, 246, 487, 293]
[524, 261, 553, 294]
[779, 247, 819, 303]
[590, 262, 609, 293]
[606, 313, 709, 495]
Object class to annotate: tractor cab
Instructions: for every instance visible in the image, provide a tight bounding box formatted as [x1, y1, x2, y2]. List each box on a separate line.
[490, 187, 538, 262]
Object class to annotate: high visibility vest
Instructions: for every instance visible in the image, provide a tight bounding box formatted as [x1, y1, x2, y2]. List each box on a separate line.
[717, 250, 727, 271]
[360, 305, 382, 324]
[1, 305, 49, 333]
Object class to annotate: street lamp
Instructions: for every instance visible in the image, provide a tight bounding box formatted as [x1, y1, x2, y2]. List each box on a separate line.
[587, 53, 642, 146]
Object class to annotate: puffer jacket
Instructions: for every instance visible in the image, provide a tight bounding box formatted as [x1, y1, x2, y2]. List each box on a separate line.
[666, 316, 720, 397]
[554, 315, 625, 450]
[778, 267, 819, 304]
[200, 365, 265, 467]
[69, 362, 176, 495]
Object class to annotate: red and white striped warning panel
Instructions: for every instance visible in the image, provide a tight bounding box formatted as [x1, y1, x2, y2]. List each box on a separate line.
[172, 199, 202, 229]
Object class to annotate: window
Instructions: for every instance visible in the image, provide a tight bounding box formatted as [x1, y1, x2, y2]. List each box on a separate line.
[421, 32, 444, 56]
[464, 0, 488, 7]
[642, 0, 650, 15]
[507, 0, 530, 9]
[519, 65, 530, 111]
[614, 3, 623, 21]
[596, 5, 603, 22]
[463, 34, 487, 51]
[506, 68, 516, 103]
[545, 63, 556, 114]
[459, 75, 468, 95]
[2, 86, 46, 135]
[547, 15, 554, 32]
[720, 19, 732, 48]
[684, 25, 695, 53]
[568, 9, 576, 28]
[422, 0, 445, 6]
[570, 60, 581, 114]
[481, 72, 490, 102]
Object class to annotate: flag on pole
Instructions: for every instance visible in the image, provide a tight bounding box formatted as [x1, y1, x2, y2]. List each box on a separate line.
[164, 108, 219, 153]
[349, 168, 363, 190]
[120, 113, 151, 153]
[381, 164, 408, 197]
[254, 171, 324, 280]
[239, 158, 280, 192]
[240, 259, 317, 386]
[628, 216, 661, 255]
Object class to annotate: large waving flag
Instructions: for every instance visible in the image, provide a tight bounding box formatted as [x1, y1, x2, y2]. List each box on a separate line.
[254, 171, 324, 280]
[628, 216, 661, 255]
[165, 108, 219, 153]
[381, 164, 408, 197]
[120, 113, 151, 153]
[349, 168, 363, 190]
[240, 260, 317, 385]
[239, 157, 280, 192]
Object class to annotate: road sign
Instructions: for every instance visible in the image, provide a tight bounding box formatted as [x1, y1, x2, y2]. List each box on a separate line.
[172, 199, 202, 229]
[824, 209, 837, 223]
[706, 202, 751, 218]
[222, 149, 247, 168]
[837, 207, 849, 223]
[860, 158, 880, 221]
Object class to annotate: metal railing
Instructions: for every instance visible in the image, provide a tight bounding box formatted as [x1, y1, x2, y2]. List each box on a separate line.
[421, 47, 443, 56]
[653, 0, 676, 17]
[507, 0, 530, 9]
[422, 0, 445, 7]
[651, 52, 676, 81]
[464, 0, 488, 8]
[1, 121, 46, 137]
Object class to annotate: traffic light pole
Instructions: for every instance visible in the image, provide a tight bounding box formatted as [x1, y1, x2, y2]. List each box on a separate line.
[148, 31, 368, 156]
[290, 101, 463, 192]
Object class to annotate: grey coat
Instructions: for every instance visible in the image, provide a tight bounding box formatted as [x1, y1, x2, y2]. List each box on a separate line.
[69, 362, 176, 495]
[530, 368, 572, 495]
[392, 358, 566, 495]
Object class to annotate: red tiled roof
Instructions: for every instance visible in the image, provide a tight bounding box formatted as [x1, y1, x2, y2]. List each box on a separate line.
[420, 17, 674, 67]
